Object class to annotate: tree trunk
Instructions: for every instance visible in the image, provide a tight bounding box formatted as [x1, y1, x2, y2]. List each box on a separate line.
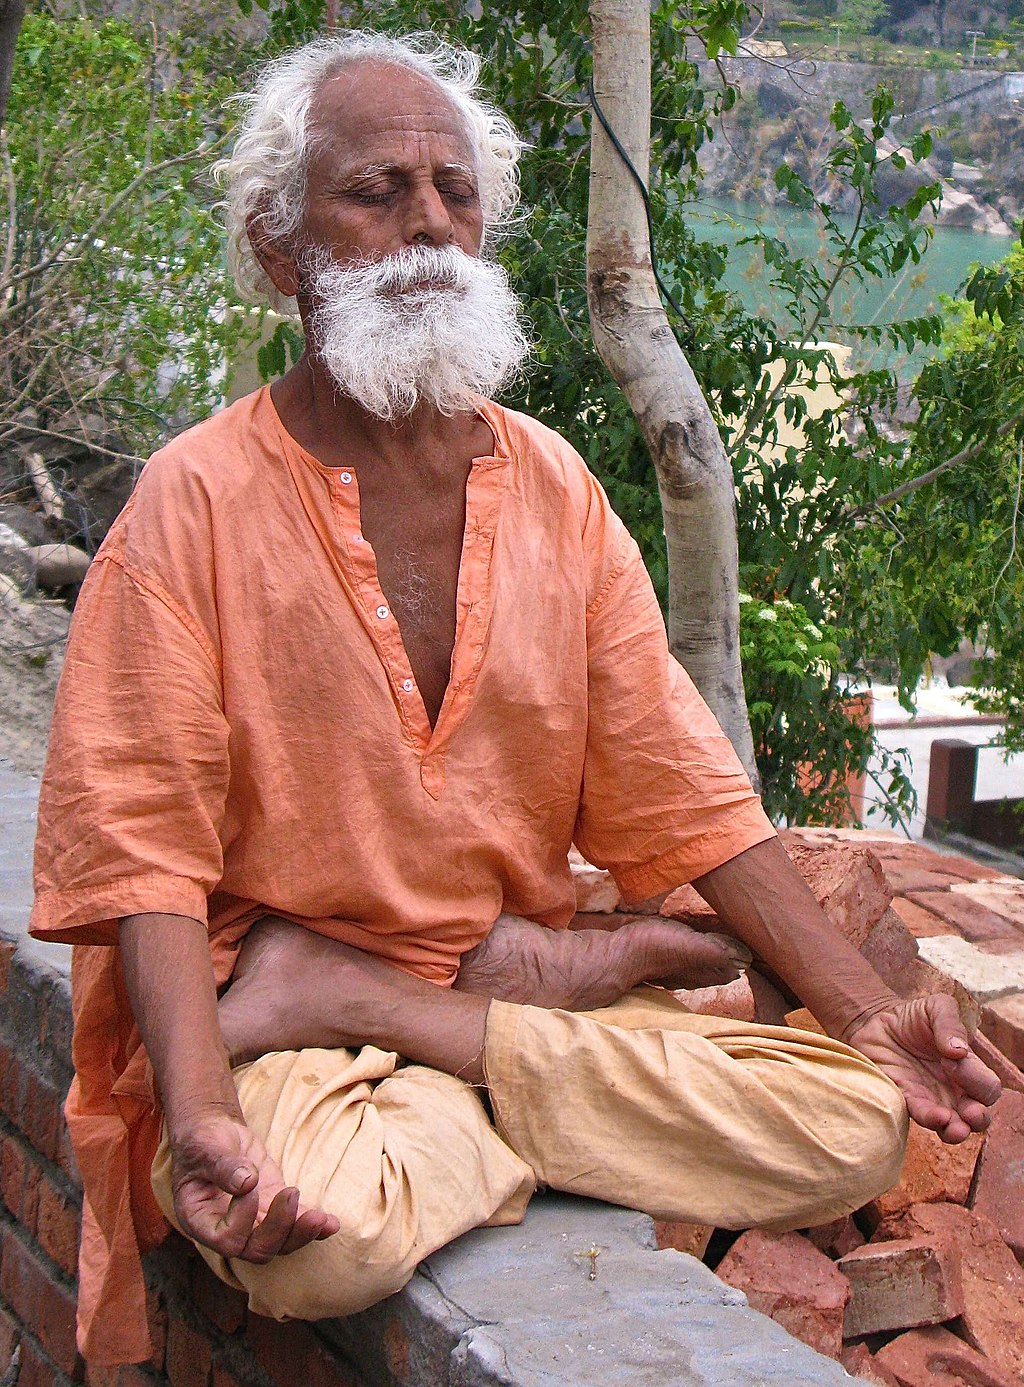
[0, 0, 25, 132]
[586, 0, 758, 782]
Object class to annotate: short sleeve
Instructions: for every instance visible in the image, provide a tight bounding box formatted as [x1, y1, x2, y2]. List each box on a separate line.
[573, 496, 775, 904]
[30, 554, 230, 944]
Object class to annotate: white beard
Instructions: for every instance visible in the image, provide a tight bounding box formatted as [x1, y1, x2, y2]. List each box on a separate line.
[300, 244, 531, 422]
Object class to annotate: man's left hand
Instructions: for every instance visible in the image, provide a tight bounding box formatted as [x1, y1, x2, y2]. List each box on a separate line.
[843, 994, 1002, 1143]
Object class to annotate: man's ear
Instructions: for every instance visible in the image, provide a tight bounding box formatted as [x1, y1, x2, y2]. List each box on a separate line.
[247, 216, 301, 300]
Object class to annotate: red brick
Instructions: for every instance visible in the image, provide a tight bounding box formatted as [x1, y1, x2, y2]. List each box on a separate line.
[0, 1045, 21, 1125]
[671, 976, 755, 1021]
[15, 1336, 64, 1387]
[971, 1029, 1024, 1097]
[21, 1071, 62, 1163]
[211, 1370, 252, 1387]
[980, 993, 1024, 1073]
[35, 1179, 81, 1279]
[891, 896, 956, 938]
[864, 1121, 984, 1226]
[144, 1289, 168, 1374]
[653, 1220, 713, 1258]
[0, 939, 14, 993]
[0, 1304, 19, 1376]
[806, 1215, 864, 1259]
[875, 1325, 1017, 1387]
[783, 842, 892, 946]
[875, 1202, 1024, 1383]
[839, 1343, 900, 1385]
[0, 1228, 81, 1377]
[165, 1315, 211, 1387]
[885, 867, 970, 894]
[714, 1229, 850, 1357]
[858, 907, 920, 991]
[245, 1315, 357, 1387]
[838, 1236, 963, 1337]
[970, 1089, 1024, 1262]
[85, 1368, 158, 1387]
[906, 890, 1023, 943]
[190, 1261, 246, 1336]
[659, 883, 720, 929]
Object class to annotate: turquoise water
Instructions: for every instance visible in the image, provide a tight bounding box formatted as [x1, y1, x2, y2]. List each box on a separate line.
[684, 196, 1012, 341]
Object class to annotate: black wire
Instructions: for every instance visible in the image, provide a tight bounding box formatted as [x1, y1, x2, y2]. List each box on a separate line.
[587, 76, 694, 337]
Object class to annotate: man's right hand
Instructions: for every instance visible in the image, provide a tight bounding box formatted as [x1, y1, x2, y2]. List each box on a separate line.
[170, 1111, 340, 1262]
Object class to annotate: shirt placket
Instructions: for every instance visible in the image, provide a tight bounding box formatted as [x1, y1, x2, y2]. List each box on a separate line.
[331, 467, 432, 749]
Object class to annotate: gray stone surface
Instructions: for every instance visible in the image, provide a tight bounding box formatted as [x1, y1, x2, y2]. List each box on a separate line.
[1, 760, 857, 1386]
[0, 758, 70, 980]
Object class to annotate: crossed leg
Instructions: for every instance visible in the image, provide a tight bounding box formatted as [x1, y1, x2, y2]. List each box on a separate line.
[151, 916, 907, 1322]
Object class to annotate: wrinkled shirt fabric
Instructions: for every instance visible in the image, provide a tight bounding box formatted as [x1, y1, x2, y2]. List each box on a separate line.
[30, 387, 774, 1363]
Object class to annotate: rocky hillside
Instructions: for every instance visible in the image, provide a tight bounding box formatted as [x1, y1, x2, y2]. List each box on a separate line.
[696, 58, 1024, 235]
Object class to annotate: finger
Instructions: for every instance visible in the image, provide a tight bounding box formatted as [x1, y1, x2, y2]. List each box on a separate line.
[276, 1206, 341, 1256]
[950, 1097, 993, 1133]
[238, 1185, 301, 1263]
[182, 1182, 261, 1255]
[903, 1091, 957, 1137]
[923, 994, 976, 1059]
[940, 1051, 1002, 1107]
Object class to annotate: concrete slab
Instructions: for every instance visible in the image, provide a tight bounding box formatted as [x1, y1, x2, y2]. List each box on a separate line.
[324, 1195, 855, 1386]
[917, 935, 1024, 1002]
[0, 757, 69, 979]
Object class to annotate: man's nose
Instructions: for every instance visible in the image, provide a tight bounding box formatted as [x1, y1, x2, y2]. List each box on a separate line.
[403, 184, 455, 246]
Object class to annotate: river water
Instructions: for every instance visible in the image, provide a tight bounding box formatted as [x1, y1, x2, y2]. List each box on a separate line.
[686, 196, 1012, 340]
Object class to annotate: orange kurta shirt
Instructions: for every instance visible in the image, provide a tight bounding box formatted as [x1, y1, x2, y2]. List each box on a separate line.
[30, 387, 774, 1364]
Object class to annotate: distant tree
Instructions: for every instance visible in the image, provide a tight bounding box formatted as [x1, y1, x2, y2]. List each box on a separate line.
[1, 16, 252, 488]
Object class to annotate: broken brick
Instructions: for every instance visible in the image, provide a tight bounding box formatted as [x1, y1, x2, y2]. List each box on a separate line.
[713, 1229, 850, 1358]
[806, 1215, 864, 1260]
[858, 907, 920, 992]
[653, 1220, 713, 1259]
[672, 976, 755, 1021]
[906, 890, 1023, 944]
[838, 1236, 963, 1337]
[875, 1325, 1018, 1387]
[781, 842, 892, 947]
[979, 993, 1024, 1075]
[839, 1342, 900, 1386]
[568, 858, 620, 913]
[659, 883, 720, 930]
[891, 896, 957, 939]
[970, 1089, 1024, 1263]
[948, 879, 1024, 931]
[873, 1202, 1024, 1384]
[863, 1122, 984, 1226]
[971, 1028, 1024, 1097]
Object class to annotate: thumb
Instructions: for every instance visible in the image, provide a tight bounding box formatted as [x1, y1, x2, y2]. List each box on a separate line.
[926, 993, 971, 1058]
[207, 1151, 260, 1196]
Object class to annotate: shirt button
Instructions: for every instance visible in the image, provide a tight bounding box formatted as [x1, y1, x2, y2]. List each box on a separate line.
[340, 471, 353, 484]
[352, 533, 363, 544]
[402, 678, 414, 692]
[376, 605, 389, 619]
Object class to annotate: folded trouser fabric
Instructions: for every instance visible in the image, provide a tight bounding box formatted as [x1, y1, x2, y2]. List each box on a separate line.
[150, 988, 907, 1322]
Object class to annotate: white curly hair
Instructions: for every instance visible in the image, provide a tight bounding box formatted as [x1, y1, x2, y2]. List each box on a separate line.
[214, 31, 525, 311]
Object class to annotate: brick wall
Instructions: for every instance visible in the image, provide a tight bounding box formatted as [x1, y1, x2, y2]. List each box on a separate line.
[0, 938, 371, 1387]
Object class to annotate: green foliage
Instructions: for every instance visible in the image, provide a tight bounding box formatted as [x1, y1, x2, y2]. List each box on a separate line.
[1, 15, 254, 471]
[740, 594, 914, 824]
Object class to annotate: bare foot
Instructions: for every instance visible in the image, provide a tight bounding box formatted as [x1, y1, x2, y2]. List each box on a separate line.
[453, 913, 751, 1012]
[217, 919, 489, 1081]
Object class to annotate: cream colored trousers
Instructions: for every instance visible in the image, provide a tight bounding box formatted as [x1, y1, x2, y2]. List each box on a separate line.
[151, 989, 907, 1322]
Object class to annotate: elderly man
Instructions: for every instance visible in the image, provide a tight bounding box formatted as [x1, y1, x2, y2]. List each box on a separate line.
[31, 31, 999, 1367]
